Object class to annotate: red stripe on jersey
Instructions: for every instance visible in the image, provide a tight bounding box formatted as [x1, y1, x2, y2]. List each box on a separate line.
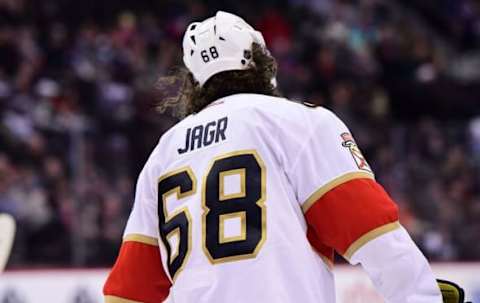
[305, 178, 399, 259]
[103, 241, 171, 303]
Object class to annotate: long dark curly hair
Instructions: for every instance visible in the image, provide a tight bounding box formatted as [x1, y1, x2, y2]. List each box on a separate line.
[156, 43, 281, 118]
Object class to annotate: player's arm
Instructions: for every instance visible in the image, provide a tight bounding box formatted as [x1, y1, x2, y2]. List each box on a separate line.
[103, 167, 171, 303]
[285, 106, 441, 303]
[304, 179, 440, 303]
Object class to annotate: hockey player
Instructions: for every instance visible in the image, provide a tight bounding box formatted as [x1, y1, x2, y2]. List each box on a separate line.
[104, 11, 442, 303]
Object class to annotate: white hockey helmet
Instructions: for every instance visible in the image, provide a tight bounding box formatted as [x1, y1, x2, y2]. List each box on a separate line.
[182, 11, 267, 87]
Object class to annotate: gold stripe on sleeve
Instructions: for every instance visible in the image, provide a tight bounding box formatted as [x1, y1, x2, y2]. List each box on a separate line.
[319, 254, 334, 271]
[302, 171, 374, 213]
[105, 295, 142, 303]
[123, 233, 159, 246]
[343, 221, 401, 260]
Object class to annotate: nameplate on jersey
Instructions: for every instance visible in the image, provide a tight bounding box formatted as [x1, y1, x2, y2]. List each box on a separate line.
[178, 117, 228, 154]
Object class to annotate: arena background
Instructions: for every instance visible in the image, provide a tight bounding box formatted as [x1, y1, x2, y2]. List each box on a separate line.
[0, 0, 479, 302]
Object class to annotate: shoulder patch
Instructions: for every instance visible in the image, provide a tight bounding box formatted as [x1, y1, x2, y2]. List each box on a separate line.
[341, 132, 372, 173]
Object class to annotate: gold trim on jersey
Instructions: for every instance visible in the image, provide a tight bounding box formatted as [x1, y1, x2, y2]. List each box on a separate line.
[168, 208, 193, 283]
[301, 171, 374, 213]
[219, 211, 247, 243]
[202, 149, 267, 264]
[104, 295, 142, 303]
[157, 167, 196, 283]
[123, 234, 158, 246]
[158, 167, 197, 222]
[310, 244, 334, 271]
[343, 221, 401, 260]
[166, 227, 181, 263]
[318, 253, 334, 270]
[219, 168, 246, 201]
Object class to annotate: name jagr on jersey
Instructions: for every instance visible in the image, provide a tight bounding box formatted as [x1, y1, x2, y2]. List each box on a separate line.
[178, 117, 228, 154]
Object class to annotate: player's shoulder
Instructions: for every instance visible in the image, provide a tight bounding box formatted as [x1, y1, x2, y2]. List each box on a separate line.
[160, 94, 337, 129]
[154, 93, 343, 153]
[230, 94, 340, 128]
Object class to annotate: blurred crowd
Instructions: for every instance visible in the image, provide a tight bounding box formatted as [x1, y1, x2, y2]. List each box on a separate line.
[0, 0, 480, 267]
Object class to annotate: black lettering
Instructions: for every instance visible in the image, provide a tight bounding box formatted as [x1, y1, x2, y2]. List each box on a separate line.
[215, 117, 228, 143]
[179, 117, 228, 154]
[203, 121, 216, 146]
[178, 128, 191, 154]
[191, 125, 204, 151]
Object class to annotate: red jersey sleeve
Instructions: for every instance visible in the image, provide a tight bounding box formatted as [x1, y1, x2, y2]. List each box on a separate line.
[304, 177, 399, 262]
[104, 234, 171, 303]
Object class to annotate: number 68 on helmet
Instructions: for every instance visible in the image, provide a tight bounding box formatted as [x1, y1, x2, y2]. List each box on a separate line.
[182, 11, 267, 87]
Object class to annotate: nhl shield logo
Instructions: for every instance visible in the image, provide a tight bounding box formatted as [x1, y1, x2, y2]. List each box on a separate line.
[341, 132, 372, 173]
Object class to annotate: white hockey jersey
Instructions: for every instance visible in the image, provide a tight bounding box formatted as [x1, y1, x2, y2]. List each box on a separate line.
[104, 94, 441, 303]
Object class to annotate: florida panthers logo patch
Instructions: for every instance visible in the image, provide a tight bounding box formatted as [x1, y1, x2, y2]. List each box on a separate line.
[341, 132, 372, 173]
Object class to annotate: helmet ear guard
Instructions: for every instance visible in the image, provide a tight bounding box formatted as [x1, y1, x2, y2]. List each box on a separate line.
[182, 11, 270, 87]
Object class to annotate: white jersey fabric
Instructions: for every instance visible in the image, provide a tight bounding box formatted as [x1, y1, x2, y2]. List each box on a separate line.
[122, 93, 441, 303]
